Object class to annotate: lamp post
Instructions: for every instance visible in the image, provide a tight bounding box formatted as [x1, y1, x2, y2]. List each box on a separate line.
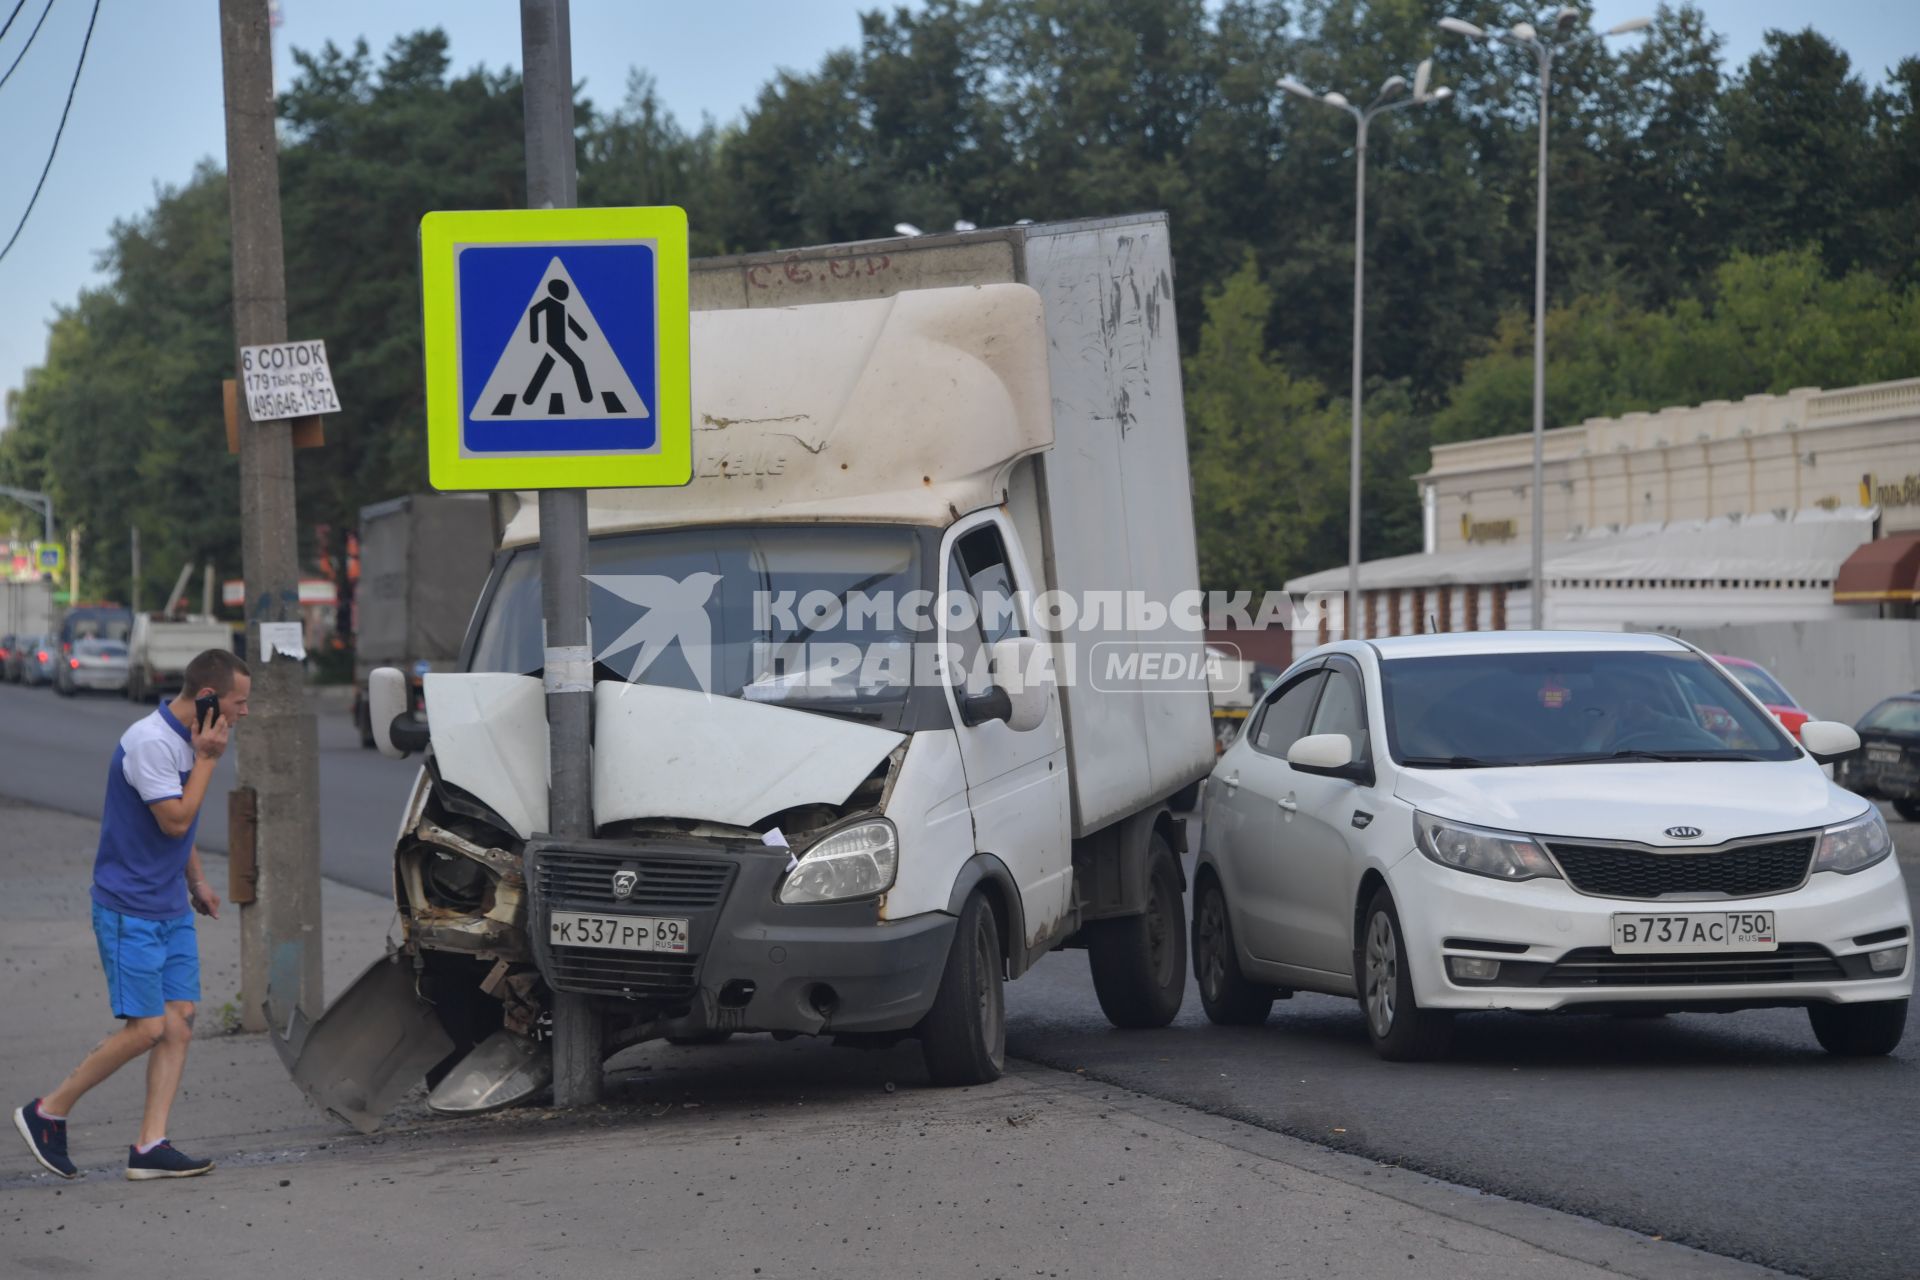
[1278, 63, 1451, 640]
[1439, 6, 1650, 628]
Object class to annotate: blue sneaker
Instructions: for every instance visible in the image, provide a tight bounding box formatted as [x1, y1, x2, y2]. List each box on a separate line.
[13, 1099, 77, 1179]
[126, 1140, 213, 1180]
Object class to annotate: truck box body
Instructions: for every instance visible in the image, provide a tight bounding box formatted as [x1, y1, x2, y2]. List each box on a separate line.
[505, 215, 1215, 835]
[1, 580, 54, 641]
[128, 615, 232, 695]
[356, 493, 496, 671]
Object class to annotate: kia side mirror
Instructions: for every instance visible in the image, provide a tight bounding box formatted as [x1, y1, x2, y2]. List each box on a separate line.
[370, 666, 431, 758]
[1799, 720, 1861, 765]
[1287, 732, 1372, 784]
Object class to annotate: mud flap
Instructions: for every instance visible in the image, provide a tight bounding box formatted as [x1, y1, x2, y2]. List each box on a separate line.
[272, 954, 455, 1134]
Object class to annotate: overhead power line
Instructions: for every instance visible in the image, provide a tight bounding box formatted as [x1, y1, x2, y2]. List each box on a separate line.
[0, 0, 54, 94]
[0, 0, 101, 265]
[0, 0, 31, 46]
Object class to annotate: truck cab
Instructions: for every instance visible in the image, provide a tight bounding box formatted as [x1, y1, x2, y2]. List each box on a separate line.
[284, 217, 1214, 1130]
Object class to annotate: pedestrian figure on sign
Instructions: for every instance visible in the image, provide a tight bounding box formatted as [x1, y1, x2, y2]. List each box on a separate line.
[522, 278, 593, 411]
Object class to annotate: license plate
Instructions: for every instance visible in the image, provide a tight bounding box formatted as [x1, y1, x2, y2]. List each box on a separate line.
[548, 911, 689, 954]
[1611, 911, 1776, 953]
[1868, 745, 1903, 765]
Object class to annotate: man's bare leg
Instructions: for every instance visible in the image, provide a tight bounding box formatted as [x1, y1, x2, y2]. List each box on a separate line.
[42, 1016, 166, 1117]
[137, 1002, 195, 1148]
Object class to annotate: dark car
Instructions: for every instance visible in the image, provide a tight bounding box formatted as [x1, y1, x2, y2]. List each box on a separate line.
[0, 634, 18, 682]
[1836, 694, 1920, 821]
[54, 605, 133, 696]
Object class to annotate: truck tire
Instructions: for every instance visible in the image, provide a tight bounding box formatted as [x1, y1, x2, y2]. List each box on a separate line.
[918, 890, 1006, 1086]
[1192, 873, 1274, 1026]
[1086, 834, 1186, 1029]
[354, 691, 376, 750]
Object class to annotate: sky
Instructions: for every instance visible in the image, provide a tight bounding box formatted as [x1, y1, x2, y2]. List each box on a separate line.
[0, 0, 1916, 416]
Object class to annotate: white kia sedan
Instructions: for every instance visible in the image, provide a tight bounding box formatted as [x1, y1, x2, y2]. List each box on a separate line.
[1194, 632, 1912, 1061]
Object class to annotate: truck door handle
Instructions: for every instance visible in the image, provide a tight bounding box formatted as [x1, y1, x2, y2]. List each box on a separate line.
[1277, 797, 1298, 812]
[1219, 772, 1240, 791]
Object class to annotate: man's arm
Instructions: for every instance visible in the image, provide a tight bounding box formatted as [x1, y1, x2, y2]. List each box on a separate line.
[141, 712, 230, 838]
[148, 757, 217, 839]
[185, 846, 221, 919]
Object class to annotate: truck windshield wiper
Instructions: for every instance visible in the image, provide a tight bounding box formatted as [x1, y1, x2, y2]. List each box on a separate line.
[1397, 755, 1519, 769]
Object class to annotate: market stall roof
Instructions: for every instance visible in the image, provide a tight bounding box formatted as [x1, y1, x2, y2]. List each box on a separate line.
[1833, 531, 1920, 603]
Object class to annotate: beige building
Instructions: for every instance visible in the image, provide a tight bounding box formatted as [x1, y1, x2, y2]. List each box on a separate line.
[1288, 376, 1920, 639]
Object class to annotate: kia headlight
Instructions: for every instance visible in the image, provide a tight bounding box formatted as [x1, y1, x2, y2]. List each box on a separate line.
[1414, 812, 1561, 882]
[778, 819, 899, 904]
[1814, 808, 1892, 874]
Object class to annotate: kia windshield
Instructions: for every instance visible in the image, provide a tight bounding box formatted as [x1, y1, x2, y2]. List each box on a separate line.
[1382, 649, 1801, 767]
[468, 524, 938, 732]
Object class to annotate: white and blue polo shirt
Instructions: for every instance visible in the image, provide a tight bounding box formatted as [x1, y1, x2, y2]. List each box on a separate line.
[92, 704, 198, 921]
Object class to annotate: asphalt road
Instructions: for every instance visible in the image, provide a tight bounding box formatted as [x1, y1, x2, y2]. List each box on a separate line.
[2, 677, 1912, 1278]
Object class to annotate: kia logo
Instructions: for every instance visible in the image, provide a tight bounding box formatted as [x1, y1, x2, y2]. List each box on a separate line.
[1664, 826, 1703, 840]
[611, 869, 638, 900]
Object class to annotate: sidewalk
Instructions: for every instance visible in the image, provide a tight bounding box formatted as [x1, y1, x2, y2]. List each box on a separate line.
[0, 800, 1786, 1280]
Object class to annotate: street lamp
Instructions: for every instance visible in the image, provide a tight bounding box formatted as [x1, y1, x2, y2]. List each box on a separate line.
[1278, 63, 1452, 640]
[1440, 6, 1650, 628]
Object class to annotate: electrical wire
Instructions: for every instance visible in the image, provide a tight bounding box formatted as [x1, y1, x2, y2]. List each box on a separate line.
[0, 0, 54, 94]
[0, 0, 100, 265]
[0, 0, 32, 47]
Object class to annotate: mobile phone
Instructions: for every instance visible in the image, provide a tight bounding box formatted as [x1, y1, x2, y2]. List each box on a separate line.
[195, 693, 220, 733]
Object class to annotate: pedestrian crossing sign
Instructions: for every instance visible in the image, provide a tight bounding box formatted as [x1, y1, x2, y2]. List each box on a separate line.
[419, 206, 691, 491]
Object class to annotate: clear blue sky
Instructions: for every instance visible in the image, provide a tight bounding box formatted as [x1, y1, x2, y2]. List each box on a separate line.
[0, 0, 1915, 413]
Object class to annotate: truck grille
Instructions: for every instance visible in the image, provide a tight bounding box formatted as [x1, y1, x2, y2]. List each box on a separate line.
[1539, 944, 1844, 987]
[536, 848, 734, 911]
[546, 950, 699, 1002]
[1546, 836, 1814, 899]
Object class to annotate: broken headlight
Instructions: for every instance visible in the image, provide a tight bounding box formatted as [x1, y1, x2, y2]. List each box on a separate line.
[778, 819, 898, 904]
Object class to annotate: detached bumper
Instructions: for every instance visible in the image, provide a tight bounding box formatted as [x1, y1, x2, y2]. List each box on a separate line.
[528, 835, 956, 1038]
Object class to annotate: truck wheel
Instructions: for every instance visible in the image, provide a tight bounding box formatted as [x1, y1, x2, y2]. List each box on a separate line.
[1192, 874, 1274, 1026]
[1808, 999, 1907, 1056]
[1087, 834, 1187, 1029]
[1357, 887, 1454, 1062]
[1894, 800, 1920, 823]
[354, 692, 376, 750]
[918, 890, 1006, 1086]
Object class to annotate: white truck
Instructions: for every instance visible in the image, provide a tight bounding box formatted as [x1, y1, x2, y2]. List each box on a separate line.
[281, 216, 1216, 1129]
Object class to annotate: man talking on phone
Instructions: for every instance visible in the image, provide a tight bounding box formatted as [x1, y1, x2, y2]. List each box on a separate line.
[14, 648, 249, 1180]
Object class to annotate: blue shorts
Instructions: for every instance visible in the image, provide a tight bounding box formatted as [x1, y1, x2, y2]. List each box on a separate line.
[92, 904, 200, 1019]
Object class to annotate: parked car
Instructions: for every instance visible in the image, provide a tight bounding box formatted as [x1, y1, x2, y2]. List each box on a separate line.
[1712, 654, 1811, 739]
[1195, 631, 1909, 1061]
[1834, 694, 1920, 822]
[0, 634, 18, 682]
[54, 605, 133, 696]
[65, 637, 130, 694]
[19, 634, 58, 686]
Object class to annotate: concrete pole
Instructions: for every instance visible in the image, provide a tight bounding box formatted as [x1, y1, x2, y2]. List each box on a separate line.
[1529, 45, 1551, 628]
[520, 0, 603, 1107]
[220, 0, 323, 1032]
[130, 525, 140, 615]
[1347, 113, 1369, 642]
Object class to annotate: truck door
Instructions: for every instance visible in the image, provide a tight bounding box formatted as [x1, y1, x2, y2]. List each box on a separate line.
[938, 512, 1072, 947]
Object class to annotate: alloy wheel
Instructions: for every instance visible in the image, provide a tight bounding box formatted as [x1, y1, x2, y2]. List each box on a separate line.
[1365, 911, 1397, 1038]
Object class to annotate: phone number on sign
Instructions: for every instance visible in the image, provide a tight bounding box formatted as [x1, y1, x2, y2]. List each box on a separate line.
[246, 388, 340, 420]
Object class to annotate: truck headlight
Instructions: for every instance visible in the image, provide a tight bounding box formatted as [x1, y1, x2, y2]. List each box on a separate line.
[1414, 811, 1560, 882]
[778, 819, 899, 904]
[1814, 808, 1892, 874]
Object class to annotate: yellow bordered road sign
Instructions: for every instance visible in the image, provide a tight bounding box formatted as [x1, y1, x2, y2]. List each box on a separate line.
[419, 207, 691, 490]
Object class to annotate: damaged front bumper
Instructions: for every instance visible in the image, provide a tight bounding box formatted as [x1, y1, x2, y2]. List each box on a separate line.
[529, 834, 957, 1040]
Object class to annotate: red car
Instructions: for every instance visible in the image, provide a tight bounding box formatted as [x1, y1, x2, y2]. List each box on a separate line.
[1712, 654, 1811, 739]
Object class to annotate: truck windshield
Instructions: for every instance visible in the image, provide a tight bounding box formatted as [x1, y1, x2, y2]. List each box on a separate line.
[1381, 649, 1801, 766]
[469, 525, 930, 728]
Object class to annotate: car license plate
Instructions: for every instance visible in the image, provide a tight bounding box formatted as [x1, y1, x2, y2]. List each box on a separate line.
[549, 911, 689, 954]
[1868, 744, 1903, 765]
[1611, 911, 1776, 953]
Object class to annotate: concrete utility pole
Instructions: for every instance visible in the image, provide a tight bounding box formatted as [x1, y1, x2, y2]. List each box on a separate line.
[130, 526, 140, 615]
[520, 0, 602, 1107]
[220, 0, 323, 1032]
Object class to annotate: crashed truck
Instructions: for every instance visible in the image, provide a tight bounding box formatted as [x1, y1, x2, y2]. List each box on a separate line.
[283, 215, 1217, 1130]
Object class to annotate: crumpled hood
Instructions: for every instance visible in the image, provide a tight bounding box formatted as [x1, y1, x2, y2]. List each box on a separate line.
[1393, 760, 1868, 846]
[593, 682, 904, 828]
[424, 676, 906, 838]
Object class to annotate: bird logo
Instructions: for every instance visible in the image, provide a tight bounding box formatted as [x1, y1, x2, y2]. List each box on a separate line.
[585, 571, 724, 692]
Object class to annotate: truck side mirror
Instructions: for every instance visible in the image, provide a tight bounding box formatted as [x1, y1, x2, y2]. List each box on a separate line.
[370, 666, 430, 758]
[991, 636, 1049, 732]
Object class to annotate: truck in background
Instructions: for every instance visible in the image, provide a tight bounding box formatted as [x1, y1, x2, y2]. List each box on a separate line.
[283, 215, 1215, 1132]
[126, 562, 232, 701]
[350, 493, 497, 747]
[1, 580, 55, 650]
